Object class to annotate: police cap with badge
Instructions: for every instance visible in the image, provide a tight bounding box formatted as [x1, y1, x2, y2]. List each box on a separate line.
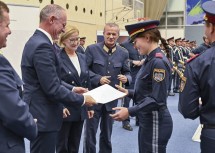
[125, 20, 160, 41]
[202, 1, 215, 24]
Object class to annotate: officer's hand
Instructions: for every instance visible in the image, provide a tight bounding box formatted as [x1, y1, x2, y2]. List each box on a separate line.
[100, 76, 111, 85]
[117, 74, 128, 84]
[63, 108, 70, 118]
[73, 87, 88, 94]
[115, 84, 128, 95]
[84, 95, 97, 107]
[110, 107, 129, 121]
[88, 110, 94, 119]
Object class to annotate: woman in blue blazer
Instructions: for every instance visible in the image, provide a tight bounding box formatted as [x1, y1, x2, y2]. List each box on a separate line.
[56, 25, 94, 153]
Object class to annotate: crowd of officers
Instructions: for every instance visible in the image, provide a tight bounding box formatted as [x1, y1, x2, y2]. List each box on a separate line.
[159, 36, 210, 96]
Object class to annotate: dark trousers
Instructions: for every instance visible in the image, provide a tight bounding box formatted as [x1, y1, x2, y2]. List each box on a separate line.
[168, 74, 173, 92]
[201, 128, 215, 153]
[138, 109, 173, 153]
[56, 120, 84, 153]
[30, 131, 57, 153]
[173, 73, 180, 90]
[83, 105, 113, 153]
[122, 96, 131, 124]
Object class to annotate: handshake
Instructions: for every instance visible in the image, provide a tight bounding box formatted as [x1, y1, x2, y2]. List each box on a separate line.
[73, 87, 97, 107]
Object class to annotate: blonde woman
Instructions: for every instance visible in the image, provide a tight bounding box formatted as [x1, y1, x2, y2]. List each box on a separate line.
[56, 25, 94, 153]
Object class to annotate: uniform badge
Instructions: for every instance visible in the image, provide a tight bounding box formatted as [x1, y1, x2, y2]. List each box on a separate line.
[153, 69, 165, 82]
[180, 76, 187, 92]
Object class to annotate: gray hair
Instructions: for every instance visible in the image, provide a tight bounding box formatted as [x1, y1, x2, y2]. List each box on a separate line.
[104, 23, 120, 33]
[40, 4, 65, 23]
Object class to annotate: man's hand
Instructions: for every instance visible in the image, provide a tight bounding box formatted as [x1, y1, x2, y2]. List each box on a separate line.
[73, 87, 88, 94]
[63, 108, 70, 118]
[88, 110, 94, 119]
[117, 74, 127, 84]
[132, 60, 144, 67]
[100, 76, 111, 85]
[84, 95, 97, 107]
[115, 84, 128, 95]
[110, 107, 129, 121]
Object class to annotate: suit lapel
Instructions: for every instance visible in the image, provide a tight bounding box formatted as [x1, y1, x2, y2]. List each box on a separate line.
[61, 50, 81, 85]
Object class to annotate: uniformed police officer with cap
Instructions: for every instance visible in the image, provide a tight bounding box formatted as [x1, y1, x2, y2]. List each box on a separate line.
[111, 20, 173, 153]
[179, 1, 215, 153]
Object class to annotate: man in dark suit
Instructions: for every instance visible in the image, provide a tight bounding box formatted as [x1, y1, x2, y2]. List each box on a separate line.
[76, 36, 86, 54]
[83, 23, 131, 153]
[21, 4, 96, 153]
[0, 1, 38, 153]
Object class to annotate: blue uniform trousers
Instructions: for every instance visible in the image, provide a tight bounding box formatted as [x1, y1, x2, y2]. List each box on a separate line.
[138, 109, 173, 153]
[83, 105, 114, 153]
[201, 128, 215, 153]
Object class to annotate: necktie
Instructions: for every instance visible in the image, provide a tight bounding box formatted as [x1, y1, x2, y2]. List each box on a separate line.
[108, 48, 112, 55]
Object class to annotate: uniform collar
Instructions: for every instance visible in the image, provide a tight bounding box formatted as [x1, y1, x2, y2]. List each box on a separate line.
[103, 43, 116, 53]
[210, 41, 215, 47]
[147, 47, 160, 61]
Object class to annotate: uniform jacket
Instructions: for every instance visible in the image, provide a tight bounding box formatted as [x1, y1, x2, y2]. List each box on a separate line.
[76, 45, 85, 54]
[85, 42, 131, 111]
[21, 30, 84, 132]
[120, 40, 144, 86]
[128, 48, 171, 117]
[60, 49, 90, 121]
[0, 55, 37, 153]
[179, 42, 215, 124]
[192, 43, 210, 55]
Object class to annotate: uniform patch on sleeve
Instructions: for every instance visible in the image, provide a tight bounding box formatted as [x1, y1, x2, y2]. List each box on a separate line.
[153, 69, 165, 82]
[180, 76, 187, 92]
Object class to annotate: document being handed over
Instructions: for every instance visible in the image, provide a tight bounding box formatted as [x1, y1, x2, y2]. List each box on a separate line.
[83, 84, 126, 104]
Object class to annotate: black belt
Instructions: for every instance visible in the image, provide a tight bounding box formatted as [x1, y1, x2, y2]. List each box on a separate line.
[203, 124, 215, 129]
[155, 105, 167, 112]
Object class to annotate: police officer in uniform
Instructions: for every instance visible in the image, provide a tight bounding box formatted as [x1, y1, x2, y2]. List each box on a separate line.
[111, 20, 173, 153]
[179, 1, 215, 153]
[83, 23, 131, 153]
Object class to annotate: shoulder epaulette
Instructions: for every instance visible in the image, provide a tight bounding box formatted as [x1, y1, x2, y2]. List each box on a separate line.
[118, 45, 127, 50]
[186, 54, 199, 63]
[118, 45, 128, 53]
[155, 53, 163, 58]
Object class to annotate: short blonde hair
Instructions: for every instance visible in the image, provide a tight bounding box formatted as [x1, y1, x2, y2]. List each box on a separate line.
[59, 25, 79, 46]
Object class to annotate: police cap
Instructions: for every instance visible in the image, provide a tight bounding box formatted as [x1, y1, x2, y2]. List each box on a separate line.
[80, 37, 86, 39]
[167, 37, 174, 42]
[125, 20, 160, 41]
[175, 38, 181, 42]
[202, 1, 215, 24]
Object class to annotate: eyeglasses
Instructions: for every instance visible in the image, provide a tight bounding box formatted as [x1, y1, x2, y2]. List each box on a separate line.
[69, 37, 80, 44]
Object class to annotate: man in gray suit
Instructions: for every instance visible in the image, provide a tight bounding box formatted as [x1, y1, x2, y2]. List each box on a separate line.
[21, 4, 96, 153]
[0, 1, 38, 153]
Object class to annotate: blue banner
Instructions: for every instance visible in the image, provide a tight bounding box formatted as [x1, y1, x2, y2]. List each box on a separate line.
[186, 0, 211, 25]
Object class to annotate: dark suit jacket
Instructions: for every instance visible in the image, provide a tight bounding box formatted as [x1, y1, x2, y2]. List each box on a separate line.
[60, 49, 90, 121]
[21, 29, 84, 132]
[85, 42, 131, 111]
[0, 55, 37, 153]
[76, 45, 85, 54]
